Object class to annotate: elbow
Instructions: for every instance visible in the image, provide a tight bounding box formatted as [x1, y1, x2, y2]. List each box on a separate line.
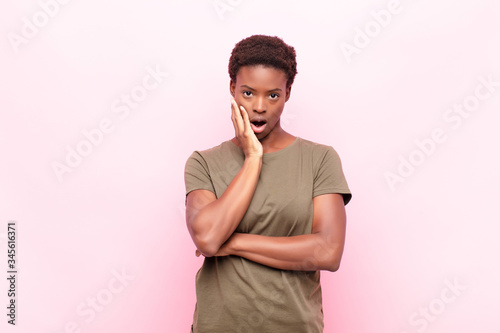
[323, 253, 343, 272]
[189, 222, 220, 257]
[314, 238, 344, 272]
[326, 261, 341, 272]
[192, 234, 220, 258]
[197, 244, 219, 258]
[188, 212, 223, 257]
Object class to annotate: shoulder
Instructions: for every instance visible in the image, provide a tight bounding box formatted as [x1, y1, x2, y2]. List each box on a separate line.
[296, 137, 341, 161]
[297, 137, 331, 150]
[186, 140, 242, 173]
[200, 140, 236, 155]
[188, 140, 236, 160]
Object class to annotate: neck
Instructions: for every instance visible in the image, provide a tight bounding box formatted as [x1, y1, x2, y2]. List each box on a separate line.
[259, 125, 290, 152]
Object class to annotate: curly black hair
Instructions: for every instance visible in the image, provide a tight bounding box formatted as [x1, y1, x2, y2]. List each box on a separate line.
[228, 35, 298, 88]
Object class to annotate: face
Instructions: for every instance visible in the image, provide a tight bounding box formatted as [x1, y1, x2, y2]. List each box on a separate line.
[230, 65, 291, 141]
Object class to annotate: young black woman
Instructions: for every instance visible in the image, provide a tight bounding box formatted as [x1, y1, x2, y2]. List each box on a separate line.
[184, 35, 352, 333]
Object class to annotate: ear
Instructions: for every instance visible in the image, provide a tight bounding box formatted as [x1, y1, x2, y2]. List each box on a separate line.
[229, 80, 235, 97]
[285, 85, 292, 102]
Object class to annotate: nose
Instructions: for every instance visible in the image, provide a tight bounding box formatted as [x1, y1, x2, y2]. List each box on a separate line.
[253, 96, 266, 113]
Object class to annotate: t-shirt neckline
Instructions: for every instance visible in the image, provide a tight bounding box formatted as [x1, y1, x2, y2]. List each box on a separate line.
[228, 136, 300, 157]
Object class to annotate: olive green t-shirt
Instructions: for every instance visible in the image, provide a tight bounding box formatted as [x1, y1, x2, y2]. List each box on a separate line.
[184, 137, 351, 333]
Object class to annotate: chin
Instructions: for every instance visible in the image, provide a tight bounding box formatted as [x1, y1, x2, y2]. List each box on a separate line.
[256, 131, 270, 141]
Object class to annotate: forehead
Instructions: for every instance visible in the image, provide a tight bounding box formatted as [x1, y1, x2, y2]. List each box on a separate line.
[235, 65, 287, 88]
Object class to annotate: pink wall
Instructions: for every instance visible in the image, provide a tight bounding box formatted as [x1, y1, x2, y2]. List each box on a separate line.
[1, 1, 499, 332]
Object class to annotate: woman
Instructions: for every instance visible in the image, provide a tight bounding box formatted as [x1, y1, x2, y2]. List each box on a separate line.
[184, 35, 352, 333]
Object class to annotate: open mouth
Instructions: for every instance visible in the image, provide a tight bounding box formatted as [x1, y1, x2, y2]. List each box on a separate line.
[250, 120, 267, 134]
[251, 121, 266, 127]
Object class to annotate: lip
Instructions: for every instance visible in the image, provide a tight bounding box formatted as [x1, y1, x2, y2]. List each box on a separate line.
[249, 117, 267, 134]
[250, 122, 267, 134]
[250, 116, 266, 122]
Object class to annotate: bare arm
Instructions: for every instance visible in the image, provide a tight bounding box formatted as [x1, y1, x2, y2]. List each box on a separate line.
[186, 99, 263, 257]
[207, 193, 347, 272]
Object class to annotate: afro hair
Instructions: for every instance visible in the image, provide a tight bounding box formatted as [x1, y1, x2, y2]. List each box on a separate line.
[228, 35, 297, 88]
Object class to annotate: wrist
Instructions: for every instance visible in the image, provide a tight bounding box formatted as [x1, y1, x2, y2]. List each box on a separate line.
[244, 154, 263, 162]
[228, 233, 244, 255]
[242, 155, 262, 172]
[243, 155, 262, 174]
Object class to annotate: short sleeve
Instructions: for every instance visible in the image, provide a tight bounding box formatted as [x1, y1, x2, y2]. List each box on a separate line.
[184, 151, 216, 203]
[313, 146, 352, 205]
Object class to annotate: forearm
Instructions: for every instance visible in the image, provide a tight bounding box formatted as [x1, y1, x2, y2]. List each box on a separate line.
[228, 232, 345, 272]
[190, 156, 262, 256]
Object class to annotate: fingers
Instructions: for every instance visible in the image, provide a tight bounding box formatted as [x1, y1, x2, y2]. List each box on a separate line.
[239, 105, 251, 134]
[232, 99, 252, 135]
[231, 98, 244, 135]
[230, 99, 238, 133]
[230, 98, 262, 157]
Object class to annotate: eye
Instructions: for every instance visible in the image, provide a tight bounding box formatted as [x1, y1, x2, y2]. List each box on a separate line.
[242, 91, 253, 97]
[269, 93, 280, 100]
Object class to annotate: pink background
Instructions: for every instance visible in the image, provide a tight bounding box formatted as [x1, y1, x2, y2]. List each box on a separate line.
[1, 1, 499, 332]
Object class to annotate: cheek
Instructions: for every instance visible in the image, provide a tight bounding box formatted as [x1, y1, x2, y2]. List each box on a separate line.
[271, 105, 285, 119]
[237, 102, 250, 112]
[237, 99, 252, 111]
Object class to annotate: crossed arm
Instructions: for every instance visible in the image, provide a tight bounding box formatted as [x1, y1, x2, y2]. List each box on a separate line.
[185, 99, 347, 272]
[187, 190, 346, 272]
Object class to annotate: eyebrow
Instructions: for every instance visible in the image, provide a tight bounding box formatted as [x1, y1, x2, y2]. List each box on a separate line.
[240, 85, 282, 92]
